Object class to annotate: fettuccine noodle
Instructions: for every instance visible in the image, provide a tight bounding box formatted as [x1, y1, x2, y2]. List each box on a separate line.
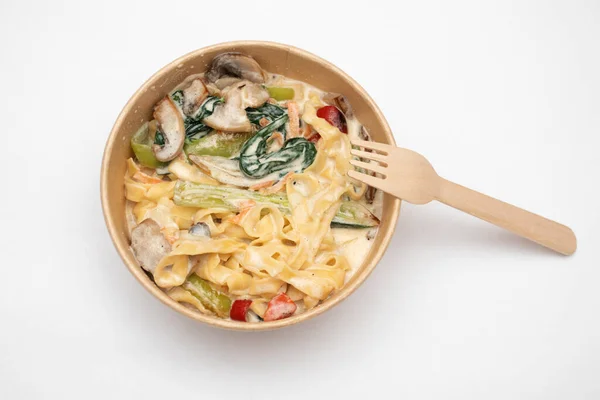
[125, 53, 381, 322]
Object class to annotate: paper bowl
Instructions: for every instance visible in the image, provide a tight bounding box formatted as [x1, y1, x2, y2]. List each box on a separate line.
[101, 41, 401, 330]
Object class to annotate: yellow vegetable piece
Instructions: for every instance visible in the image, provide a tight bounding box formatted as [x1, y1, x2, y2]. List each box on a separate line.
[267, 87, 295, 101]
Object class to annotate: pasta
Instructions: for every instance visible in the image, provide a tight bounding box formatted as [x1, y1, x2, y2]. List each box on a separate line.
[126, 52, 382, 322]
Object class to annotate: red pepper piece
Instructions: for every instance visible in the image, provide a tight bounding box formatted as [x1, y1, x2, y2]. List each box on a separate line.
[264, 293, 297, 322]
[307, 133, 321, 143]
[230, 299, 253, 322]
[316, 105, 348, 133]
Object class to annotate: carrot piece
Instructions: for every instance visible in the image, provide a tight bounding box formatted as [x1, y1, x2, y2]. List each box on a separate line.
[260, 172, 294, 195]
[229, 200, 256, 224]
[287, 101, 300, 138]
[133, 171, 163, 184]
[249, 180, 276, 191]
[270, 131, 284, 147]
[301, 121, 314, 138]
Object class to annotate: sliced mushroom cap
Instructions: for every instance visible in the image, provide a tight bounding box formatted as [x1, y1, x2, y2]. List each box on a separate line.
[205, 52, 267, 84]
[228, 80, 269, 108]
[152, 97, 185, 161]
[204, 82, 222, 97]
[182, 78, 208, 117]
[358, 125, 372, 141]
[130, 219, 171, 273]
[203, 81, 268, 132]
[214, 76, 242, 90]
[323, 92, 354, 119]
[203, 93, 251, 133]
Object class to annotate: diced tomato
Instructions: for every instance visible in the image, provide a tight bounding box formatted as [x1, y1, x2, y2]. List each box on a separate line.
[263, 293, 297, 322]
[316, 105, 348, 133]
[230, 299, 253, 322]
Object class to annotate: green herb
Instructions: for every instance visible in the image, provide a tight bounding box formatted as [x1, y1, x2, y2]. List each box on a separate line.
[246, 103, 287, 127]
[184, 96, 224, 141]
[239, 113, 316, 179]
[154, 129, 165, 146]
[171, 90, 184, 108]
[169, 92, 224, 142]
[184, 123, 212, 141]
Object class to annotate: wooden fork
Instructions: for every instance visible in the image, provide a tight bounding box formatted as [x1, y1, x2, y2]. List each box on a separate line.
[348, 139, 577, 255]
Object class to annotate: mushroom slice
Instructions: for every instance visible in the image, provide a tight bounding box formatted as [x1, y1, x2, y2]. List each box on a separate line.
[214, 76, 242, 90]
[203, 93, 251, 133]
[189, 222, 211, 237]
[203, 81, 268, 132]
[130, 219, 172, 274]
[358, 125, 372, 141]
[205, 52, 267, 84]
[182, 78, 208, 117]
[204, 82, 222, 97]
[323, 92, 354, 119]
[233, 81, 269, 108]
[152, 97, 185, 161]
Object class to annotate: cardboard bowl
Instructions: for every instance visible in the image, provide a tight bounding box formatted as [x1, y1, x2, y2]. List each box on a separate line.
[101, 41, 400, 330]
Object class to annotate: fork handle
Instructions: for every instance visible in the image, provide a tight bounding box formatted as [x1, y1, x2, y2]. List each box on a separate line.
[435, 178, 577, 255]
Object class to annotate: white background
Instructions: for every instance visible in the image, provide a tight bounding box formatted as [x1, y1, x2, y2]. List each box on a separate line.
[1, 0, 599, 399]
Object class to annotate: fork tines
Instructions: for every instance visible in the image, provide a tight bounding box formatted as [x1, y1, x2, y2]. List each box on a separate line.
[349, 139, 389, 182]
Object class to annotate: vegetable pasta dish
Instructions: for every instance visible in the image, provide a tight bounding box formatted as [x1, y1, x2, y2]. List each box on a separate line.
[125, 52, 382, 322]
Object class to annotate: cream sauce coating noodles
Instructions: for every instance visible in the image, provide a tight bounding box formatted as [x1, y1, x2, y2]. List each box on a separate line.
[125, 55, 382, 322]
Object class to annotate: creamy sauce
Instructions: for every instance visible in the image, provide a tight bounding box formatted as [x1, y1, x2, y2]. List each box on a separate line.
[141, 71, 384, 272]
[331, 228, 376, 282]
[127, 66, 384, 317]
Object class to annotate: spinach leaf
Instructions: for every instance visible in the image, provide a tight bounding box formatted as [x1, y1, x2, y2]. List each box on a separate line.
[154, 129, 165, 146]
[171, 90, 184, 108]
[183, 96, 224, 142]
[246, 103, 287, 125]
[185, 121, 212, 140]
[169, 92, 223, 142]
[239, 113, 316, 179]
